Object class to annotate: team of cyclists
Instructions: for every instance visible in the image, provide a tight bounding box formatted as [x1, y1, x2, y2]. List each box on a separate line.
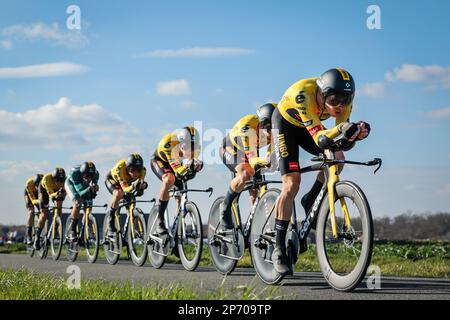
[23, 68, 371, 274]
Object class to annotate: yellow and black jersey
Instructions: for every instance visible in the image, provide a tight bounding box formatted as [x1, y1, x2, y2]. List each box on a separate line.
[277, 77, 352, 144]
[155, 126, 200, 176]
[41, 173, 65, 198]
[109, 159, 146, 193]
[25, 177, 39, 205]
[227, 113, 273, 168]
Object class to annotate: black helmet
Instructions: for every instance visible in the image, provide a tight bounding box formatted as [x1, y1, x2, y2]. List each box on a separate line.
[80, 161, 96, 178]
[33, 174, 44, 186]
[256, 103, 276, 128]
[125, 154, 144, 170]
[316, 68, 355, 102]
[52, 168, 66, 182]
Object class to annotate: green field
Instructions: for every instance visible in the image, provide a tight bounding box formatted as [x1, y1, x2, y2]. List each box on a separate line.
[1, 240, 449, 278]
[0, 268, 283, 300]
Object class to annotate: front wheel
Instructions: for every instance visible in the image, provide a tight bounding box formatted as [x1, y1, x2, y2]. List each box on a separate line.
[49, 215, 63, 261]
[178, 201, 203, 271]
[316, 181, 374, 292]
[127, 208, 147, 267]
[84, 214, 99, 263]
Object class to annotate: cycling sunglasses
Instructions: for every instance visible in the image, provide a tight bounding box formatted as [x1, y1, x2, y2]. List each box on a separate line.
[325, 93, 353, 107]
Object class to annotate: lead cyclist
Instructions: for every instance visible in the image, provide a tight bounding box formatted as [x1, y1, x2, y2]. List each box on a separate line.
[271, 68, 371, 275]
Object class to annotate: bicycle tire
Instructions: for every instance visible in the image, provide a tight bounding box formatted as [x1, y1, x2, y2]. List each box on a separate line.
[127, 208, 148, 267]
[85, 214, 99, 263]
[178, 201, 203, 271]
[49, 215, 63, 261]
[315, 181, 374, 292]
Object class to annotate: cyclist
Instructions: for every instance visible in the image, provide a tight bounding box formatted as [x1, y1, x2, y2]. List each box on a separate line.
[271, 68, 371, 274]
[65, 161, 100, 240]
[105, 154, 148, 237]
[24, 174, 43, 245]
[35, 168, 67, 250]
[219, 103, 275, 230]
[150, 126, 203, 235]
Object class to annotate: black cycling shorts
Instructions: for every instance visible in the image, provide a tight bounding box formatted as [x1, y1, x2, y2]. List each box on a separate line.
[150, 153, 184, 190]
[272, 107, 323, 176]
[105, 172, 122, 195]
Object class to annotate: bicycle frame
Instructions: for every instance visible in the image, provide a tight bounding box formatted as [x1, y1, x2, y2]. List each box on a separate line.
[149, 180, 212, 243]
[117, 195, 154, 241]
[296, 152, 382, 243]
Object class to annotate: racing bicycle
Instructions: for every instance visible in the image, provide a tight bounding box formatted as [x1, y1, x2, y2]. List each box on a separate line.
[250, 135, 382, 291]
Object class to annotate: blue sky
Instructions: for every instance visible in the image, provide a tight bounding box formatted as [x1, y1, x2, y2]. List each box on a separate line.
[0, 0, 449, 224]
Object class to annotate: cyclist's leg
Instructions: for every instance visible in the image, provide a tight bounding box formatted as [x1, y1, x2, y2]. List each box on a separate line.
[35, 184, 50, 248]
[150, 155, 175, 233]
[105, 174, 124, 233]
[271, 108, 302, 274]
[297, 128, 325, 215]
[65, 179, 82, 237]
[24, 191, 34, 243]
[219, 136, 253, 227]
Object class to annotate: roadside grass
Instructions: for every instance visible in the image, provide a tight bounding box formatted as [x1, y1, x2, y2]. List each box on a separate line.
[0, 268, 285, 300]
[1, 240, 448, 278]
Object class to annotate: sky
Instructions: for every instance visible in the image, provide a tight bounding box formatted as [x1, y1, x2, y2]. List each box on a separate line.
[0, 0, 449, 224]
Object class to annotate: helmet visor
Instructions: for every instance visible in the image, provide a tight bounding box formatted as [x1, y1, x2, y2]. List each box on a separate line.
[325, 93, 353, 107]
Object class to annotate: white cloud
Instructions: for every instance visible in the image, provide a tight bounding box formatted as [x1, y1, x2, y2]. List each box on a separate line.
[385, 64, 450, 88]
[0, 97, 132, 150]
[156, 79, 191, 96]
[0, 62, 88, 78]
[1, 39, 12, 49]
[0, 160, 49, 182]
[358, 82, 385, 98]
[424, 107, 450, 119]
[142, 47, 253, 58]
[1, 22, 88, 48]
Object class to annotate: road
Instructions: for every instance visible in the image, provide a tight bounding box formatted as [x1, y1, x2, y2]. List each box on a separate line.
[1, 253, 449, 299]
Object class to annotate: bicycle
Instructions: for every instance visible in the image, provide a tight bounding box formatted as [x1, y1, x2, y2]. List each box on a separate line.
[147, 179, 212, 271]
[103, 191, 152, 266]
[64, 198, 106, 263]
[250, 136, 382, 290]
[207, 174, 299, 275]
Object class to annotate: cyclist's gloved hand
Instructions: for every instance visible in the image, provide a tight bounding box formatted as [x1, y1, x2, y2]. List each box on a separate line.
[141, 181, 148, 190]
[340, 122, 360, 142]
[356, 121, 371, 140]
[193, 159, 203, 172]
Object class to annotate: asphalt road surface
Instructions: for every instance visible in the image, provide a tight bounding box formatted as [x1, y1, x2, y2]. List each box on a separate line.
[1, 253, 449, 300]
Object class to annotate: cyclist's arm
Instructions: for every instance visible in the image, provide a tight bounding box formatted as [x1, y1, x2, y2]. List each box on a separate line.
[67, 178, 82, 198]
[301, 112, 342, 144]
[335, 103, 352, 126]
[139, 167, 146, 180]
[26, 182, 39, 205]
